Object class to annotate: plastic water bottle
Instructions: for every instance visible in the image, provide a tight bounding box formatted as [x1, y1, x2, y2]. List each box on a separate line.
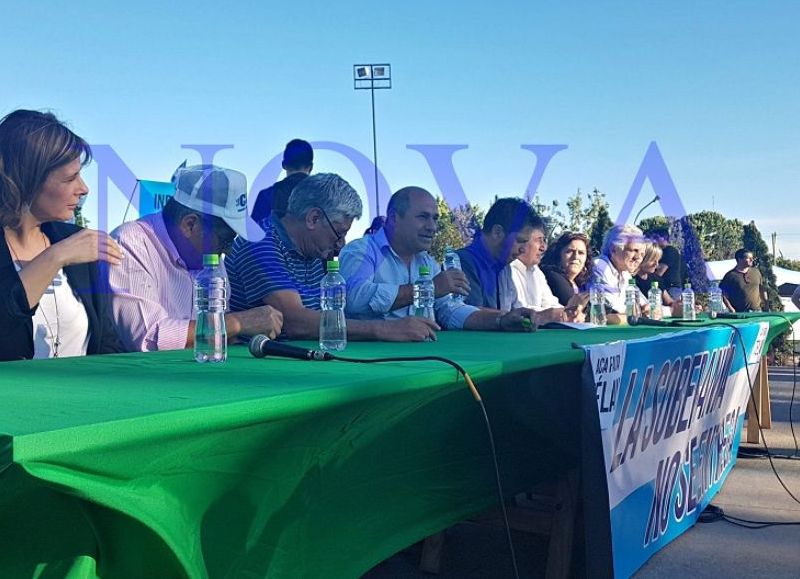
[194, 254, 227, 363]
[709, 280, 724, 319]
[413, 266, 436, 323]
[443, 247, 464, 304]
[589, 279, 607, 326]
[682, 282, 696, 320]
[648, 281, 663, 320]
[320, 260, 347, 351]
[625, 278, 641, 324]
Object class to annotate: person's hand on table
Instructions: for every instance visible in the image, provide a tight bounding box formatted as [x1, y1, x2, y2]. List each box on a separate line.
[537, 307, 566, 325]
[564, 304, 586, 323]
[228, 305, 284, 339]
[499, 307, 538, 332]
[379, 316, 440, 341]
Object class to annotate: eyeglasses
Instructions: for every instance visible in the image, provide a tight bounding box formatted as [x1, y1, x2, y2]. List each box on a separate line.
[320, 209, 345, 244]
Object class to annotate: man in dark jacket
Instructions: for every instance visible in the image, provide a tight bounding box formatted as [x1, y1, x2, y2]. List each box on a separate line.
[251, 139, 313, 226]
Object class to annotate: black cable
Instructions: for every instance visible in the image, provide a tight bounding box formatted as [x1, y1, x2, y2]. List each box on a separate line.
[671, 318, 800, 507]
[722, 513, 800, 530]
[329, 353, 521, 579]
[698, 504, 800, 530]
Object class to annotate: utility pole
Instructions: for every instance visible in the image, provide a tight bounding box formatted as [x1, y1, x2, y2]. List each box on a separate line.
[771, 232, 777, 262]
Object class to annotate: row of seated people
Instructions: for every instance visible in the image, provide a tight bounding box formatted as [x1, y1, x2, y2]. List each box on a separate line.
[0, 109, 658, 362]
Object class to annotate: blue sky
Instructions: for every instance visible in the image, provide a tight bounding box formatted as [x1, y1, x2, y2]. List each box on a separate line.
[4, 1, 799, 256]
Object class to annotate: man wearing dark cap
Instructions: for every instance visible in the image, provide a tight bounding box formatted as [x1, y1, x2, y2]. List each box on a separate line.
[251, 139, 313, 226]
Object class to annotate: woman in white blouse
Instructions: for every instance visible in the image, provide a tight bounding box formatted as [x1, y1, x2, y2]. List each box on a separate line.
[0, 109, 125, 361]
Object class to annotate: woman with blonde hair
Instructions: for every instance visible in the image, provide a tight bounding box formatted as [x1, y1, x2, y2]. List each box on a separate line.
[635, 240, 674, 307]
[0, 109, 125, 360]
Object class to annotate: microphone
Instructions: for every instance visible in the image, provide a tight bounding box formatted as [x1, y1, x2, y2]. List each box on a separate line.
[248, 334, 333, 361]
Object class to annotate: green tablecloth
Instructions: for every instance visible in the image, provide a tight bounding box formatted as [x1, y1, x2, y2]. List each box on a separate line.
[1, 314, 795, 578]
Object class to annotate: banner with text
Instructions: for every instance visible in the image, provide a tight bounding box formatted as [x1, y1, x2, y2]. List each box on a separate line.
[583, 322, 768, 578]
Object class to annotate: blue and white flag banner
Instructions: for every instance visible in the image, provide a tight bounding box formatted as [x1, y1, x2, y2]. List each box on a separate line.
[583, 322, 769, 578]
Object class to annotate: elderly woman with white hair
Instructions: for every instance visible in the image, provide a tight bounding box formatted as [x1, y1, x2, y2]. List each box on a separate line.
[593, 224, 650, 323]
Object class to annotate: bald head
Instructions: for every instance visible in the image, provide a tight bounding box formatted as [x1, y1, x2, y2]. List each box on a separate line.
[387, 186, 434, 219]
[385, 186, 439, 257]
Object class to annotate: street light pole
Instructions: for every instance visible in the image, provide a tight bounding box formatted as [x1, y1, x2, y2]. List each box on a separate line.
[354, 64, 392, 217]
[370, 86, 378, 214]
[633, 195, 661, 225]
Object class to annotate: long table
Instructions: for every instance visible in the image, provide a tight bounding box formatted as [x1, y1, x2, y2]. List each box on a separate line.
[0, 315, 794, 578]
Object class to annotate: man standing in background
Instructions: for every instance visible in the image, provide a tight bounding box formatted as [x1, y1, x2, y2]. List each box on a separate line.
[720, 248, 767, 312]
[251, 139, 313, 225]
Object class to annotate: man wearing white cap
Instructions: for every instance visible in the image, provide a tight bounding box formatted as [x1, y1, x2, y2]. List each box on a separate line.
[109, 164, 283, 352]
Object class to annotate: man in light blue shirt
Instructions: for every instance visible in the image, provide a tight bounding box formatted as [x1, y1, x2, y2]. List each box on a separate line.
[340, 187, 537, 331]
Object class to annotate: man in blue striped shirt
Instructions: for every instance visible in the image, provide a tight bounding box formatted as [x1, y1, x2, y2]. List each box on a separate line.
[340, 187, 538, 331]
[226, 173, 439, 341]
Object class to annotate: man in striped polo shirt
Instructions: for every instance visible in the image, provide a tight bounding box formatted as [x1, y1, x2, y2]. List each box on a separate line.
[226, 173, 439, 342]
[110, 165, 284, 352]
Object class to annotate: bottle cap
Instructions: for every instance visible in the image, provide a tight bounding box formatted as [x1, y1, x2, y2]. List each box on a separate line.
[684, 282, 691, 288]
[202, 254, 220, 266]
[419, 266, 431, 276]
[652, 281, 659, 288]
[629, 278, 636, 285]
[327, 260, 340, 272]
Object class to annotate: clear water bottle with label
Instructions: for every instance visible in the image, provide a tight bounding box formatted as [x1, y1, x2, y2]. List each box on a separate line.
[589, 278, 607, 326]
[413, 265, 436, 323]
[443, 247, 464, 304]
[194, 254, 227, 363]
[708, 280, 724, 319]
[682, 282, 696, 320]
[648, 281, 663, 320]
[625, 278, 641, 324]
[320, 260, 347, 351]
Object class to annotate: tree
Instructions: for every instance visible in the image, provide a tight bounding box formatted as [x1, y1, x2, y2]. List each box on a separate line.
[638, 216, 670, 236]
[529, 194, 565, 240]
[430, 197, 483, 263]
[588, 205, 613, 258]
[640, 211, 744, 263]
[678, 216, 709, 292]
[565, 187, 609, 234]
[686, 211, 743, 261]
[777, 256, 800, 272]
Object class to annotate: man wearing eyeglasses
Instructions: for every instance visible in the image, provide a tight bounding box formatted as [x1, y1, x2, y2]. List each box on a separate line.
[719, 248, 767, 312]
[110, 164, 284, 351]
[226, 173, 439, 342]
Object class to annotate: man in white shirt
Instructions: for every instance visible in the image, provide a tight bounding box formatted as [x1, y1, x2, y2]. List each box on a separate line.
[594, 223, 649, 321]
[510, 226, 569, 323]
